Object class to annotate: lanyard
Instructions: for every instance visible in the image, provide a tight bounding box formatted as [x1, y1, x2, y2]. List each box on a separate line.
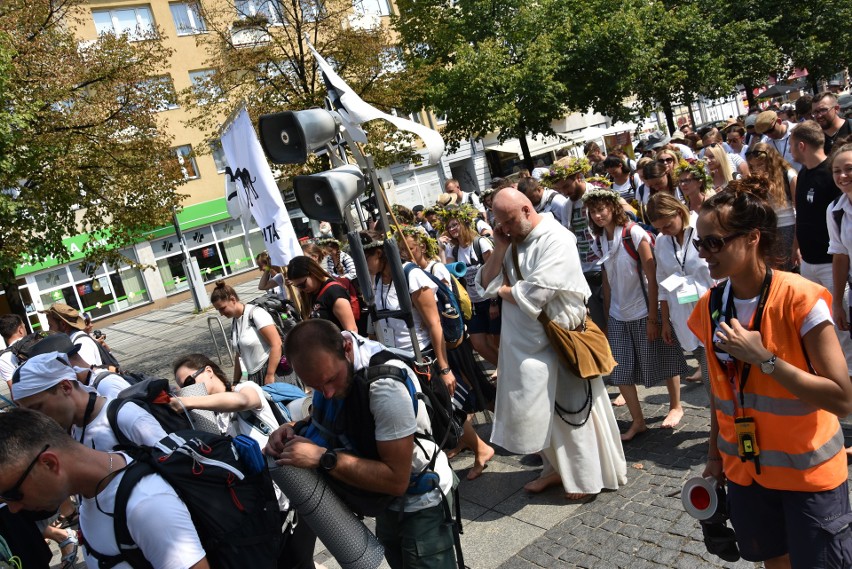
[671, 227, 693, 274]
[717, 269, 773, 411]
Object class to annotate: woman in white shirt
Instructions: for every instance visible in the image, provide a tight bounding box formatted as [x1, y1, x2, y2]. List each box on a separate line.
[647, 193, 714, 389]
[585, 189, 689, 441]
[211, 280, 281, 386]
[256, 251, 291, 300]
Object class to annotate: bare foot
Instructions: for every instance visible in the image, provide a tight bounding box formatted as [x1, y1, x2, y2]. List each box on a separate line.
[684, 372, 702, 383]
[662, 408, 684, 429]
[467, 444, 495, 480]
[613, 394, 626, 407]
[620, 422, 648, 442]
[565, 492, 591, 501]
[523, 471, 562, 493]
[445, 445, 469, 460]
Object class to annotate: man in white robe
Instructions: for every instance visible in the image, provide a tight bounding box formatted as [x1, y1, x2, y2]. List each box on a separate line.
[475, 189, 627, 499]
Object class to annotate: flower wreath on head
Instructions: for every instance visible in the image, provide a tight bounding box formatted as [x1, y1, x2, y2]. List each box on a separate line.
[315, 237, 339, 249]
[674, 158, 712, 193]
[581, 187, 622, 204]
[541, 157, 591, 186]
[387, 225, 441, 260]
[584, 175, 613, 190]
[358, 231, 384, 251]
[431, 203, 479, 234]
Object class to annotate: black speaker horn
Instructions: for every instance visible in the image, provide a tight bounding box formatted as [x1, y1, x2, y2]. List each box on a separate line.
[258, 109, 340, 164]
[293, 165, 365, 223]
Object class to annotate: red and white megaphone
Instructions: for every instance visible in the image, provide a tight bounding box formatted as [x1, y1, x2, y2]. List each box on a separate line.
[682, 476, 724, 522]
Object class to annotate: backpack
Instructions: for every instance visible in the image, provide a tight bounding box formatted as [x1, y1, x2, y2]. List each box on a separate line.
[452, 235, 490, 268]
[260, 382, 309, 424]
[402, 264, 465, 347]
[316, 278, 361, 323]
[70, 331, 121, 372]
[596, 222, 656, 306]
[92, 369, 159, 390]
[106, 378, 194, 447]
[7, 331, 52, 363]
[429, 263, 473, 320]
[83, 430, 282, 569]
[246, 296, 300, 344]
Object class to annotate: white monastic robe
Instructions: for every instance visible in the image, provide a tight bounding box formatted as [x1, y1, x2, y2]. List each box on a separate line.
[476, 214, 627, 494]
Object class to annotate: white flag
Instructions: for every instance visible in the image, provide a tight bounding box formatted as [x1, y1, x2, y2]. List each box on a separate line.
[307, 40, 445, 165]
[220, 108, 301, 267]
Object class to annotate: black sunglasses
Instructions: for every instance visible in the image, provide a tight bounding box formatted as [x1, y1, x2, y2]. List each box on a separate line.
[0, 444, 50, 502]
[180, 367, 206, 388]
[658, 157, 676, 164]
[692, 231, 748, 253]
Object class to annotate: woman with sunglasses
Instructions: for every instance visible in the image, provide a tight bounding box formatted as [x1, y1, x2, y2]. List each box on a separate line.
[687, 177, 852, 569]
[170, 353, 316, 569]
[745, 143, 799, 270]
[286, 255, 358, 333]
[655, 148, 681, 177]
[647, 193, 714, 389]
[210, 281, 281, 386]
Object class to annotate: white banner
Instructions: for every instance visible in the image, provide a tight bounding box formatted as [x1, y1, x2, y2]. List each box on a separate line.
[220, 108, 301, 267]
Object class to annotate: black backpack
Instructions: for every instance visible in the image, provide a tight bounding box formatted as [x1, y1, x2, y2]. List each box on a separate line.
[71, 331, 121, 372]
[402, 263, 465, 347]
[246, 296, 300, 344]
[91, 369, 158, 390]
[106, 378, 194, 447]
[5, 331, 51, 363]
[83, 430, 282, 569]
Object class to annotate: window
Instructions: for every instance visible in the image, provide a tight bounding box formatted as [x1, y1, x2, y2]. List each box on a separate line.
[189, 70, 222, 105]
[235, 0, 285, 25]
[173, 145, 200, 179]
[170, 2, 207, 35]
[301, 0, 323, 21]
[352, 0, 390, 16]
[209, 140, 228, 172]
[92, 6, 155, 40]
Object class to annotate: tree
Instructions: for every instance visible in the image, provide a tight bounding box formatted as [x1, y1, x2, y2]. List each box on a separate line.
[0, 0, 186, 319]
[181, 0, 417, 174]
[393, 0, 573, 169]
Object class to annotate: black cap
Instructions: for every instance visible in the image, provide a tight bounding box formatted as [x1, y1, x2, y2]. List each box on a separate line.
[26, 333, 82, 359]
[412, 205, 424, 213]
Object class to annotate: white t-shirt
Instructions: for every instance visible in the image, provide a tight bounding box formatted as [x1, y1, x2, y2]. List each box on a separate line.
[214, 381, 279, 448]
[761, 122, 801, 171]
[347, 332, 453, 512]
[0, 343, 18, 384]
[445, 238, 494, 303]
[71, 331, 103, 367]
[231, 306, 275, 374]
[373, 263, 438, 352]
[80, 454, 206, 569]
[72, 398, 167, 450]
[460, 191, 485, 213]
[612, 174, 642, 202]
[593, 224, 653, 321]
[270, 273, 288, 300]
[426, 261, 452, 287]
[827, 195, 852, 285]
[88, 369, 132, 399]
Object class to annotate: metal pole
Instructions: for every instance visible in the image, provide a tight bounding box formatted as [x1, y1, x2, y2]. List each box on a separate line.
[172, 211, 202, 312]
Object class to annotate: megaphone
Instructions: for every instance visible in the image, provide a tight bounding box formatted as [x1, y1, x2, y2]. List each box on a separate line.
[258, 109, 340, 164]
[445, 262, 467, 279]
[682, 476, 723, 521]
[293, 165, 365, 223]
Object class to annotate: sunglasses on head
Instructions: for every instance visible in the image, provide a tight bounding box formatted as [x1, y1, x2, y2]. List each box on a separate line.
[180, 367, 206, 388]
[692, 231, 748, 253]
[0, 444, 50, 503]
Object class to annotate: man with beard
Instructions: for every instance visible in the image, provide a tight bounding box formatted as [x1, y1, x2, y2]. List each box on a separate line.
[475, 189, 626, 501]
[265, 322, 456, 569]
[811, 92, 852, 154]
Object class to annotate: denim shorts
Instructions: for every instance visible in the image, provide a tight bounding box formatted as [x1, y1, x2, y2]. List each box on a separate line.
[727, 479, 852, 567]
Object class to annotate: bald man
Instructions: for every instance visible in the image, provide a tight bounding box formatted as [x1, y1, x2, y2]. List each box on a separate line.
[475, 189, 626, 500]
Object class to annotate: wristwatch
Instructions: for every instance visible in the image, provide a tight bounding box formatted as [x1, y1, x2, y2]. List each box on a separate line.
[319, 449, 338, 471]
[438, 367, 452, 376]
[759, 354, 777, 375]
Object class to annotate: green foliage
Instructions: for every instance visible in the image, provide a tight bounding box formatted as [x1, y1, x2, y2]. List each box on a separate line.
[0, 0, 186, 277]
[181, 0, 417, 174]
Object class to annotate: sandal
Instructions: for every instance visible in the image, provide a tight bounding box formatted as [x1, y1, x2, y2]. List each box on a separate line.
[56, 511, 80, 529]
[58, 530, 79, 568]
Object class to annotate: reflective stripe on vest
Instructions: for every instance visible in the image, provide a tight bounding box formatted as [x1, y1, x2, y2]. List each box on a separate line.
[717, 425, 845, 470]
[713, 394, 817, 417]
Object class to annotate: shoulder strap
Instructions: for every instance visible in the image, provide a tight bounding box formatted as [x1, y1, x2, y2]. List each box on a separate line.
[317, 279, 344, 299]
[112, 461, 156, 569]
[363, 359, 417, 416]
[106, 399, 133, 448]
[543, 191, 556, 208]
[511, 244, 523, 281]
[621, 223, 639, 261]
[92, 370, 113, 389]
[451, 243, 459, 262]
[472, 236, 484, 265]
[708, 281, 726, 323]
[629, 174, 637, 192]
[832, 196, 844, 230]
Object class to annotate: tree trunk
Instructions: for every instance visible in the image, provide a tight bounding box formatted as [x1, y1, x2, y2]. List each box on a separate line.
[743, 81, 757, 111]
[517, 119, 533, 171]
[685, 97, 698, 130]
[1, 268, 30, 332]
[661, 98, 676, 135]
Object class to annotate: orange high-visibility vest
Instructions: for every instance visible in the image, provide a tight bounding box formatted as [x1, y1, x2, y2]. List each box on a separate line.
[688, 270, 847, 492]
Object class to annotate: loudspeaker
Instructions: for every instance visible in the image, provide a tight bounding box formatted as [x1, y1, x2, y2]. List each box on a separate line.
[293, 165, 365, 223]
[258, 109, 340, 164]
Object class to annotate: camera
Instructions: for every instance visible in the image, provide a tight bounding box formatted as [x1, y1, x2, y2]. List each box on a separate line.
[93, 330, 104, 339]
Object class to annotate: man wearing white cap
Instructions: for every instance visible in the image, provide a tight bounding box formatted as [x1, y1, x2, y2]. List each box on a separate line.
[11, 352, 165, 451]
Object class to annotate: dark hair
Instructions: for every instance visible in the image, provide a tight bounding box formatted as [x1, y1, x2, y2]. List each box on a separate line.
[727, 126, 746, 138]
[210, 280, 239, 304]
[359, 230, 385, 259]
[0, 408, 76, 469]
[795, 94, 813, 117]
[602, 155, 629, 172]
[583, 141, 601, 156]
[830, 142, 852, 167]
[284, 319, 345, 367]
[584, 194, 630, 237]
[287, 255, 330, 281]
[172, 353, 231, 391]
[813, 91, 838, 107]
[391, 204, 415, 224]
[0, 314, 24, 342]
[642, 161, 667, 180]
[701, 177, 778, 262]
[516, 177, 540, 197]
[789, 120, 825, 149]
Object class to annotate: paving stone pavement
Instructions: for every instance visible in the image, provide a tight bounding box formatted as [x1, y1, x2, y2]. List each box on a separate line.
[38, 283, 852, 568]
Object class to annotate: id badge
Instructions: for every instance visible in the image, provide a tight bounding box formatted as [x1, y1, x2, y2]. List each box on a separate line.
[676, 281, 700, 304]
[734, 417, 760, 459]
[660, 273, 686, 293]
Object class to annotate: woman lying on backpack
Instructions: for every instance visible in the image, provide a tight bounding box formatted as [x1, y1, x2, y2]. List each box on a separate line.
[360, 229, 457, 397]
[211, 280, 281, 386]
[286, 255, 358, 333]
[170, 353, 317, 569]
